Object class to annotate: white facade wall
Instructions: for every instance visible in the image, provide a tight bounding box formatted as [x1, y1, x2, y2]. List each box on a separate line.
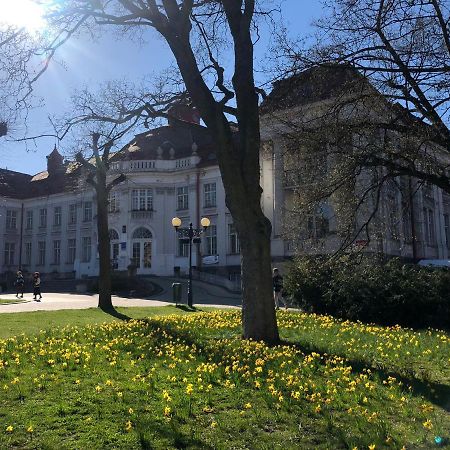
[0, 158, 250, 278]
[2, 128, 449, 279]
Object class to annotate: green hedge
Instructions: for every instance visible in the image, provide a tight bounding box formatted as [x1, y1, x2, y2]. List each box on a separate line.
[284, 256, 450, 329]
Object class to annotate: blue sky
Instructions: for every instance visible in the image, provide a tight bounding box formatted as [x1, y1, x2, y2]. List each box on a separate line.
[2, 1, 323, 174]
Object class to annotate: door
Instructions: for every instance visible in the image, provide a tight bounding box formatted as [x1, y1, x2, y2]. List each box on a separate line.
[143, 241, 152, 268]
[131, 227, 153, 274]
[109, 229, 120, 270]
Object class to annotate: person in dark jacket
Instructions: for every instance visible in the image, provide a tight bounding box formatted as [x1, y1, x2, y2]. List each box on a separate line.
[15, 271, 24, 298]
[33, 272, 42, 301]
[272, 268, 287, 310]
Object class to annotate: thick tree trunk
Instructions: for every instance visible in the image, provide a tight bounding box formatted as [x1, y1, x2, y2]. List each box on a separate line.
[237, 211, 279, 343]
[96, 171, 113, 310]
[161, 15, 280, 343]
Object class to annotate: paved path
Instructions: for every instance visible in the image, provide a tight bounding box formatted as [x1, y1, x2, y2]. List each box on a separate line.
[0, 277, 242, 314]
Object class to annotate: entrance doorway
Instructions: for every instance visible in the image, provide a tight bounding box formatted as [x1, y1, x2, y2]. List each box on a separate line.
[131, 227, 153, 274]
[109, 229, 120, 270]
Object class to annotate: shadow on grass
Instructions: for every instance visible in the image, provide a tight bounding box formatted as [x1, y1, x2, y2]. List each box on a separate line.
[99, 306, 133, 321]
[100, 303, 201, 323]
[174, 304, 199, 313]
[281, 338, 450, 413]
[137, 418, 216, 450]
[100, 308, 450, 415]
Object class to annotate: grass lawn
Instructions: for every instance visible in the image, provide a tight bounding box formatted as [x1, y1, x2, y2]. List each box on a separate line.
[0, 306, 193, 340]
[0, 298, 28, 306]
[0, 308, 449, 449]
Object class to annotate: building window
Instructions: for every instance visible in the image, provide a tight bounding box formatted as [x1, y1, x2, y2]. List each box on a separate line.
[204, 183, 216, 208]
[53, 240, 61, 265]
[81, 237, 91, 262]
[108, 191, 120, 213]
[39, 208, 47, 228]
[38, 241, 46, 265]
[422, 182, 434, 200]
[4, 243, 15, 265]
[25, 242, 32, 266]
[83, 202, 92, 222]
[69, 204, 77, 225]
[132, 242, 140, 268]
[387, 194, 400, 240]
[177, 186, 189, 210]
[6, 210, 17, 230]
[54, 206, 62, 226]
[68, 239, 76, 263]
[401, 202, 413, 242]
[423, 208, 435, 245]
[228, 224, 240, 254]
[26, 210, 33, 230]
[178, 238, 189, 257]
[306, 211, 330, 240]
[132, 189, 153, 211]
[204, 224, 217, 255]
[444, 214, 449, 248]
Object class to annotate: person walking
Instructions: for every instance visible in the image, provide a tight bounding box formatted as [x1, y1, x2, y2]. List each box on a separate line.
[32, 272, 42, 301]
[14, 271, 25, 298]
[272, 268, 287, 310]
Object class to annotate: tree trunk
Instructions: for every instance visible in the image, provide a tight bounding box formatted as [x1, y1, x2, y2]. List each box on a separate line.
[238, 210, 279, 343]
[96, 170, 113, 310]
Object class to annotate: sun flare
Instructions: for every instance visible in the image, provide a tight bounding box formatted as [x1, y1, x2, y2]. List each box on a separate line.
[0, 0, 47, 33]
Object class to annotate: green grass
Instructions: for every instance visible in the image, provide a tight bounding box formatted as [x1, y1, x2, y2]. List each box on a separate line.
[0, 309, 449, 449]
[0, 298, 28, 306]
[0, 306, 193, 339]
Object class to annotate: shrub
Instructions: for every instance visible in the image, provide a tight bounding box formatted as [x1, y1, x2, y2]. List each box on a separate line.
[284, 256, 450, 329]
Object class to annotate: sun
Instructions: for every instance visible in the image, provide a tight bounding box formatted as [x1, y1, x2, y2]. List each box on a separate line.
[0, 0, 47, 33]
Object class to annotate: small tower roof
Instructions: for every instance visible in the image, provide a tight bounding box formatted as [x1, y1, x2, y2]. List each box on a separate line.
[47, 145, 63, 159]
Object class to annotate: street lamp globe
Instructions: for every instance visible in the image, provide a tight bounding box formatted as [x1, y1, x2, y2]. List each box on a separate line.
[200, 217, 210, 229]
[172, 217, 182, 229]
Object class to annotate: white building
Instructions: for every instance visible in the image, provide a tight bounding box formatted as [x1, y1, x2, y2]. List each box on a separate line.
[1, 69, 449, 281]
[0, 115, 246, 280]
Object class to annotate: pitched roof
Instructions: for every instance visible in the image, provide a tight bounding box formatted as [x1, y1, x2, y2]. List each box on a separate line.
[260, 65, 371, 114]
[112, 120, 217, 165]
[0, 165, 81, 200]
[0, 169, 32, 199]
[0, 122, 220, 200]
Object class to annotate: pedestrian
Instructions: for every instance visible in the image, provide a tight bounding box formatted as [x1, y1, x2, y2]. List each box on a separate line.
[33, 272, 42, 301]
[272, 268, 287, 310]
[14, 270, 24, 298]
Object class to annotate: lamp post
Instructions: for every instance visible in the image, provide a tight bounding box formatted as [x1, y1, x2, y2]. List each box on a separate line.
[172, 216, 210, 307]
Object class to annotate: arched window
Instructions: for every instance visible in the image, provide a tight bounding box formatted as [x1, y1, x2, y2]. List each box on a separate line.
[109, 229, 119, 240]
[132, 227, 152, 239]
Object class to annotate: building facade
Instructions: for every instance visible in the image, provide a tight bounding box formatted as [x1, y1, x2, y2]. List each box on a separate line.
[1, 70, 449, 280]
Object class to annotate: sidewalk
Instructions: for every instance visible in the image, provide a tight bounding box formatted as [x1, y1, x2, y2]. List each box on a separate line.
[0, 277, 242, 314]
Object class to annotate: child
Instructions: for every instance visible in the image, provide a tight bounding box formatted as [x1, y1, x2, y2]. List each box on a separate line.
[33, 272, 42, 301]
[15, 271, 24, 298]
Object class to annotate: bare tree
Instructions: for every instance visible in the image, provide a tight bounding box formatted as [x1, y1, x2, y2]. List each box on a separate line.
[276, 0, 450, 191]
[75, 132, 126, 311]
[45, 1, 279, 342]
[267, 0, 450, 254]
